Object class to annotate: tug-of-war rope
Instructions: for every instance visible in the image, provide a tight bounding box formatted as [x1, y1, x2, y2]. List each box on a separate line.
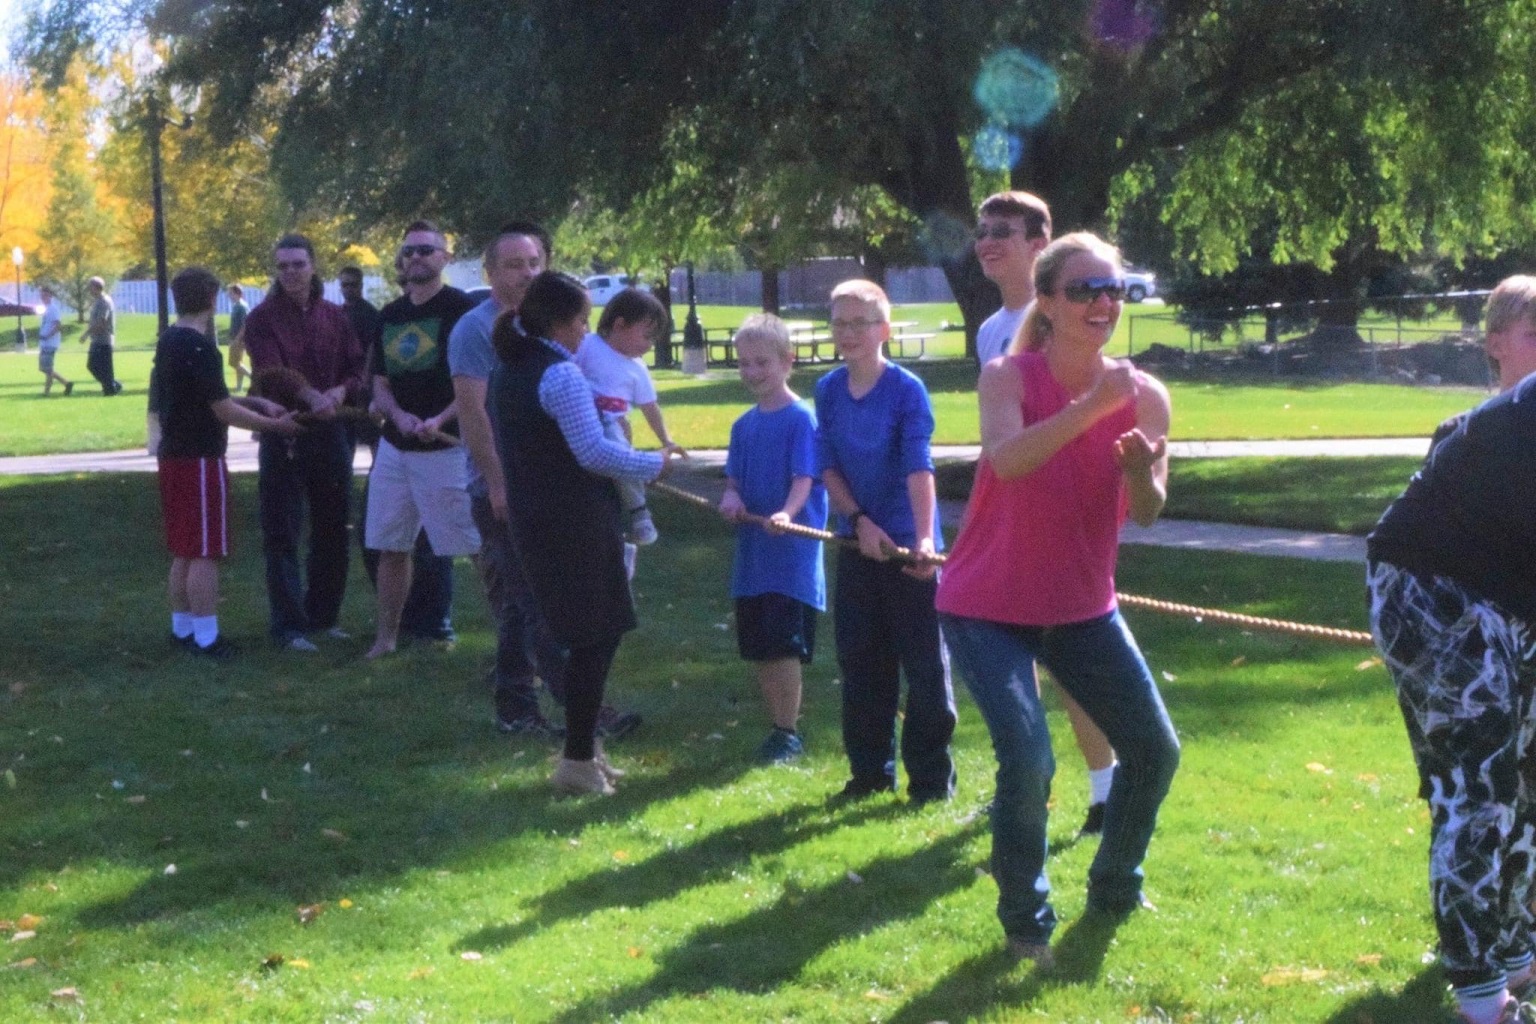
[650, 479, 1376, 648]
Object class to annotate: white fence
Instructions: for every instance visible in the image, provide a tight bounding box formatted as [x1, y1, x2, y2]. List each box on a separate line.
[15, 275, 393, 317]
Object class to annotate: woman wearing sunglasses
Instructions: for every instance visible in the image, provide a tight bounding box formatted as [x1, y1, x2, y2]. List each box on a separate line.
[935, 232, 1180, 966]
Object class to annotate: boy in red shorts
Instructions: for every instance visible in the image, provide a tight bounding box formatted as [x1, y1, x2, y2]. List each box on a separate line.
[155, 267, 299, 658]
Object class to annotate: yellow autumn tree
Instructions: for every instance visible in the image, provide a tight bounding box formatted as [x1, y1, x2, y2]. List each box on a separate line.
[0, 70, 54, 261]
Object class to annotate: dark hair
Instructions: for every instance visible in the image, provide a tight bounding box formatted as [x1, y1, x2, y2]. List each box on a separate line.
[492, 220, 552, 263]
[597, 286, 666, 336]
[492, 271, 586, 362]
[338, 266, 363, 284]
[273, 233, 322, 302]
[172, 266, 221, 315]
[228, 283, 244, 297]
[978, 191, 1051, 240]
[403, 219, 441, 238]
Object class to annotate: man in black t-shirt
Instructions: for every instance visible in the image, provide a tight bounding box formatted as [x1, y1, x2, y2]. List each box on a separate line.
[1365, 275, 1536, 1024]
[155, 267, 298, 659]
[363, 221, 480, 659]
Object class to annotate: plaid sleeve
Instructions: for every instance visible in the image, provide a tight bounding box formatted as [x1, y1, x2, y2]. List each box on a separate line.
[538, 359, 663, 481]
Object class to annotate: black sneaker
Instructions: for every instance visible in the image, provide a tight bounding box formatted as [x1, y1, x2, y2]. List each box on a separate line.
[595, 705, 641, 741]
[832, 776, 896, 803]
[495, 712, 565, 740]
[1080, 802, 1106, 836]
[188, 635, 238, 661]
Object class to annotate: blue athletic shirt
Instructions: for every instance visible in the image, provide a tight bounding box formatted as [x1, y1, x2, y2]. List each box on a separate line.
[814, 362, 940, 550]
[726, 399, 828, 609]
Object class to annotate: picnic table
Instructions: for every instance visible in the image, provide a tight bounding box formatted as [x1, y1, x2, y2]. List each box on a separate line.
[888, 320, 936, 359]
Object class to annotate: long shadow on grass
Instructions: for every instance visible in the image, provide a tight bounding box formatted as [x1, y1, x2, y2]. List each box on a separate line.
[458, 797, 898, 953]
[1323, 965, 1455, 1023]
[543, 824, 983, 1024]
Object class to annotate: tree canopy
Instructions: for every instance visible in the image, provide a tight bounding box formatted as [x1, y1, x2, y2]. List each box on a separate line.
[25, 0, 1536, 339]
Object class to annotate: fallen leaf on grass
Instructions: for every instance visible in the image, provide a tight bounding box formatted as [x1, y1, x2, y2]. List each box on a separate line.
[626, 947, 643, 959]
[1229, 656, 1247, 667]
[125, 795, 146, 804]
[297, 904, 324, 925]
[1356, 657, 1384, 671]
[1261, 966, 1329, 986]
[4, 769, 15, 789]
[10, 931, 35, 942]
[7, 957, 37, 969]
[1356, 953, 1383, 966]
[260, 954, 285, 971]
[1305, 762, 1332, 774]
[460, 951, 483, 961]
[407, 967, 435, 980]
[17, 914, 42, 930]
[846, 871, 864, 884]
[862, 989, 891, 1002]
[163, 864, 177, 876]
[612, 850, 630, 862]
[50, 987, 82, 1004]
[8, 682, 24, 695]
[339, 899, 354, 909]
[288, 958, 311, 969]
[1161, 671, 1177, 682]
[321, 829, 349, 842]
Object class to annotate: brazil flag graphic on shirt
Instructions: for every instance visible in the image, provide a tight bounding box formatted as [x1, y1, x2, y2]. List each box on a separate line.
[382, 318, 442, 375]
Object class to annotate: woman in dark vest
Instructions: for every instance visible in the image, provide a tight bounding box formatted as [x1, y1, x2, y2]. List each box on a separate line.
[489, 272, 681, 795]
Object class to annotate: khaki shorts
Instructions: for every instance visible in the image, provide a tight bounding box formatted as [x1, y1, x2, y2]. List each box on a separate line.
[364, 438, 481, 555]
[38, 347, 57, 374]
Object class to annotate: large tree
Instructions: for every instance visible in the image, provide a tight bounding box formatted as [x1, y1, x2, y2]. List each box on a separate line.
[27, 0, 1536, 348]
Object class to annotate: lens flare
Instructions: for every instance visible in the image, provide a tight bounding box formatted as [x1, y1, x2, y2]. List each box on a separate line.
[973, 123, 1023, 172]
[973, 49, 1060, 129]
[1091, 0, 1159, 50]
[918, 210, 975, 265]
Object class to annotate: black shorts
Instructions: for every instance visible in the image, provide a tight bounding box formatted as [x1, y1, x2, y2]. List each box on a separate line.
[736, 593, 818, 664]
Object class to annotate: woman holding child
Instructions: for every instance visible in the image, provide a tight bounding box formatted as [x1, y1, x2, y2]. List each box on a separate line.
[489, 271, 681, 796]
[935, 233, 1180, 964]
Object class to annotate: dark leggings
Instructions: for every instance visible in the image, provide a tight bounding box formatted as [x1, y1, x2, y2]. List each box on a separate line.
[561, 632, 624, 761]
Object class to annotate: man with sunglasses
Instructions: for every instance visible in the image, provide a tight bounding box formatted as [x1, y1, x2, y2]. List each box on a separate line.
[363, 221, 480, 660]
[974, 191, 1053, 366]
[972, 191, 1121, 838]
[242, 233, 368, 650]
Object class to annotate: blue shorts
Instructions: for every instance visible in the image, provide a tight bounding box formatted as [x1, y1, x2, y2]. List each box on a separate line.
[736, 593, 817, 664]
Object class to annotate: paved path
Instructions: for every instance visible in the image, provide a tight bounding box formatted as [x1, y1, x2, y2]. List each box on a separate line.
[0, 436, 1406, 564]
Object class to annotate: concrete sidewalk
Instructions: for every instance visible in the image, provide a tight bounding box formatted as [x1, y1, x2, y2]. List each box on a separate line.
[0, 436, 1388, 563]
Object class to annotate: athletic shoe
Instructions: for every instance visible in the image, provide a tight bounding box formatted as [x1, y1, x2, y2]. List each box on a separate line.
[63, 381, 74, 396]
[1006, 937, 1055, 971]
[188, 635, 238, 661]
[284, 635, 319, 652]
[756, 728, 804, 764]
[627, 508, 658, 546]
[595, 705, 641, 741]
[1460, 996, 1536, 1024]
[324, 626, 352, 640]
[496, 712, 565, 740]
[551, 758, 615, 797]
[593, 739, 626, 782]
[1080, 802, 1106, 836]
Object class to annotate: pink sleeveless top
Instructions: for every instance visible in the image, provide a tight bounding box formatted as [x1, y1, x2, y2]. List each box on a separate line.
[936, 351, 1140, 627]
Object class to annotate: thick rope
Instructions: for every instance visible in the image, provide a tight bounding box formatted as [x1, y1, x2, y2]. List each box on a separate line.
[650, 479, 1375, 648]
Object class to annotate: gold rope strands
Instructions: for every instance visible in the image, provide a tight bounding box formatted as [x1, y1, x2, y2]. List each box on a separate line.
[649, 479, 1377, 648]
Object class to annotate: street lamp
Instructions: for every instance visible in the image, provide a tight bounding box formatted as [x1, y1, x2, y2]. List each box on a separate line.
[11, 247, 23, 351]
[145, 93, 192, 334]
[681, 261, 707, 374]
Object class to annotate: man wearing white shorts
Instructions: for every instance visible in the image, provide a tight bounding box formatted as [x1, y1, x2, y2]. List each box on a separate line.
[364, 220, 480, 659]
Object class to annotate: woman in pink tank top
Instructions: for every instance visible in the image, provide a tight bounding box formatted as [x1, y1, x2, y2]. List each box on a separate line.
[935, 233, 1180, 964]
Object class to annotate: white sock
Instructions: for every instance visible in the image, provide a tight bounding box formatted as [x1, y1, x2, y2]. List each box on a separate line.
[1088, 764, 1117, 805]
[172, 612, 194, 639]
[1456, 986, 1510, 1024]
[192, 616, 219, 649]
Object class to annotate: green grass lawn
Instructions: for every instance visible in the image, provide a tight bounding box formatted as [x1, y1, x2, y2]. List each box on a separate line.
[0, 472, 1457, 1021]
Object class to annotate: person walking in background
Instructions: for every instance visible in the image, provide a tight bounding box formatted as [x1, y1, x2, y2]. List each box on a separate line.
[225, 283, 251, 393]
[84, 277, 122, 395]
[936, 232, 1180, 967]
[241, 233, 367, 651]
[36, 286, 73, 396]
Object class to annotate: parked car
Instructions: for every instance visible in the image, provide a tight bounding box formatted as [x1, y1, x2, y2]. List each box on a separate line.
[584, 274, 635, 305]
[1123, 267, 1157, 303]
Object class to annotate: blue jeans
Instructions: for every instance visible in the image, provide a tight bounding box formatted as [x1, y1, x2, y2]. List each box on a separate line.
[834, 549, 956, 798]
[941, 610, 1180, 942]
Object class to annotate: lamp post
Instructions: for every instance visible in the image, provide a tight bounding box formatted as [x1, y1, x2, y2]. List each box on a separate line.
[145, 93, 191, 335]
[11, 246, 23, 351]
[680, 261, 707, 374]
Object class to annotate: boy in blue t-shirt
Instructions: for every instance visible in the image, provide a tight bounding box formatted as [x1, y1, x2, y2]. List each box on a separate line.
[815, 279, 956, 804]
[718, 314, 828, 763]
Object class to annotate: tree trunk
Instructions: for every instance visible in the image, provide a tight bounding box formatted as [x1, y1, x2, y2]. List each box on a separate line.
[941, 251, 1000, 361]
[760, 264, 781, 315]
[652, 268, 675, 369]
[862, 244, 887, 289]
